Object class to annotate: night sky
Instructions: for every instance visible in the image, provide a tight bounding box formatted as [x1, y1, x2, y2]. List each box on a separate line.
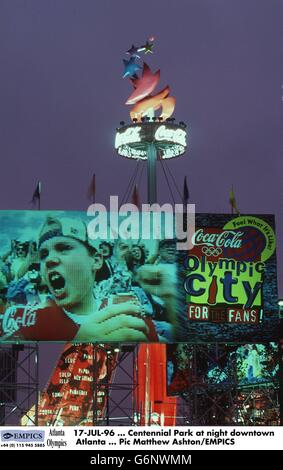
[0, 1, 282, 385]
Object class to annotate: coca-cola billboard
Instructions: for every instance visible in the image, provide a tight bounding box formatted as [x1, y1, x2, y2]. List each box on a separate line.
[183, 213, 278, 343]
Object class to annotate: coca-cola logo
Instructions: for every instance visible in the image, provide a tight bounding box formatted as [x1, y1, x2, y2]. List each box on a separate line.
[192, 229, 244, 249]
[2, 305, 37, 335]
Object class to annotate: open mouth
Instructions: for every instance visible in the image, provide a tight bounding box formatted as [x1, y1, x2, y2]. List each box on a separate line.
[48, 271, 66, 297]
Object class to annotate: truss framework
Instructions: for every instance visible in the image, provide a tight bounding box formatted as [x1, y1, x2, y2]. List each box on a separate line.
[176, 344, 280, 426]
[0, 344, 39, 425]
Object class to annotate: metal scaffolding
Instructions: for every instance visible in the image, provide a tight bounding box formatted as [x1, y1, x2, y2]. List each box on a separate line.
[93, 343, 139, 426]
[0, 343, 39, 425]
[0, 342, 281, 426]
[175, 344, 280, 426]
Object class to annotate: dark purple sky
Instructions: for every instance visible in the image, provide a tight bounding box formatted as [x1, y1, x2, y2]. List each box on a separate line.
[0, 1, 282, 298]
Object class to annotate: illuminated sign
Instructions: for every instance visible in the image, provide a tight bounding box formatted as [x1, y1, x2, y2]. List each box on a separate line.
[37, 344, 118, 426]
[162, 144, 185, 159]
[118, 145, 147, 159]
[183, 214, 278, 343]
[154, 125, 186, 147]
[115, 122, 187, 160]
[115, 126, 141, 148]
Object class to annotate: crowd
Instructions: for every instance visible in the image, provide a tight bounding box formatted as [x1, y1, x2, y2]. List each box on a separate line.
[0, 215, 181, 342]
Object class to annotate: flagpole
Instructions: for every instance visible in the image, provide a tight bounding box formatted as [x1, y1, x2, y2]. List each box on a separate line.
[38, 182, 41, 211]
[183, 176, 189, 209]
[92, 174, 95, 204]
[230, 185, 236, 215]
[145, 142, 157, 424]
[147, 143, 157, 205]
[31, 181, 41, 211]
[87, 173, 96, 204]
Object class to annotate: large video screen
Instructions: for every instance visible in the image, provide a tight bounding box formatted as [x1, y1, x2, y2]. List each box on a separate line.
[236, 343, 279, 386]
[166, 342, 279, 396]
[0, 211, 279, 343]
[0, 210, 185, 343]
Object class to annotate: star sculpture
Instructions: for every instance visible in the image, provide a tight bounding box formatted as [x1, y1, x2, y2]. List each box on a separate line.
[138, 40, 154, 54]
[123, 57, 142, 78]
[126, 44, 140, 58]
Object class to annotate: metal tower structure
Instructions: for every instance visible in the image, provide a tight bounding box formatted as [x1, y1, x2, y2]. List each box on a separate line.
[93, 343, 138, 426]
[115, 41, 189, 427]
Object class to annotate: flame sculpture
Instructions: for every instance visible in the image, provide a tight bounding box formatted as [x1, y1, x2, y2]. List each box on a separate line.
[126, 63, 175, 122]
[123, 39, 176, 122]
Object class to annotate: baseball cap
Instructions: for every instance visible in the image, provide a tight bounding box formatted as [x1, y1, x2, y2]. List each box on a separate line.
[38, 216, 98, 251]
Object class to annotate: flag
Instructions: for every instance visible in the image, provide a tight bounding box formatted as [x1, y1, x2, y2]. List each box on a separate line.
[31, 181, 41, 209]
[183, 176, 189, 205]
[87, 173, 96, 203]
[131, 184, 140, 208]
[229, 186, 240, 215]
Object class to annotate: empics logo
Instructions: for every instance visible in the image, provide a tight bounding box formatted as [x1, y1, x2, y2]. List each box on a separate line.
[2, 433, 13, 440]
[0, 430, 45, 442]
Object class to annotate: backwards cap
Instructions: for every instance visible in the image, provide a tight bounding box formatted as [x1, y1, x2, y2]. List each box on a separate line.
[38, 216, 98, 251]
